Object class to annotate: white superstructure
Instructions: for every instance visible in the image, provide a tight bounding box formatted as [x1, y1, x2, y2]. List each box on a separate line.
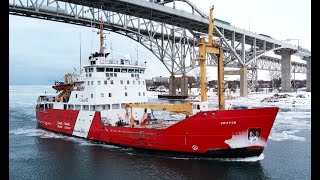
[40, 18, 149, 127]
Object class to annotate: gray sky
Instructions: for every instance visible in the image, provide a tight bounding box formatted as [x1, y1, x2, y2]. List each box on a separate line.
[9, 0, 310, 84]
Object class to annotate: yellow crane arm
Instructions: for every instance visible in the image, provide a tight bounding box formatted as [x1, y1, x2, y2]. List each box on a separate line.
[126, 103, 193, 127]
[126, 103, 192, 113]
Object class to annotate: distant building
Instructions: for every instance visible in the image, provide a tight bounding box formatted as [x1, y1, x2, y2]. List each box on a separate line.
[145, 79, 154, 86]
[152, 76, 169, 83]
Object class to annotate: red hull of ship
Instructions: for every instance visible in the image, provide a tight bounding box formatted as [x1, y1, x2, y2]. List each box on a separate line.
[36, 107, 278, 158]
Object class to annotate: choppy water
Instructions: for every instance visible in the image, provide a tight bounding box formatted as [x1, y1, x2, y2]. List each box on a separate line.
[9, 85, 311, 179]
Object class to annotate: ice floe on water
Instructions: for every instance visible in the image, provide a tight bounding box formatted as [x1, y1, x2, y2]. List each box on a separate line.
[206, 91, 311, 142]
[9, 127, 121, 149]
[269, 130, 305, 141]
[9, 127, 68, 139]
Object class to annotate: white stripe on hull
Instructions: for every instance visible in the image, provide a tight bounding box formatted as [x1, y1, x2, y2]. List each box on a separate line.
[72, 111, 95, 138]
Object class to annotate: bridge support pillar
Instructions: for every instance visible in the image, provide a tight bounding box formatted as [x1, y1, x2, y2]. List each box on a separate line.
[304, 57, 311, 92]
[180, 75, 188, 96]
[169, 75, 176, 96]
[240, 67, 248, 97]
[275, 49, 295, 92]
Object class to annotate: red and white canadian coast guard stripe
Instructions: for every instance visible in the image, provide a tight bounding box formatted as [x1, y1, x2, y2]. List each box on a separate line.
[37, 107, 278, 158]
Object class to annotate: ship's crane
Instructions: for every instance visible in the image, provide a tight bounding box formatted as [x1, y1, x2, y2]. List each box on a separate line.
[126, 5, 225, 127]
[197, 5, 225, 109]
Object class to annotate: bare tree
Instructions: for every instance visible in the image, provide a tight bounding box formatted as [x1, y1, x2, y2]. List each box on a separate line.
[187, 68, 200, 81]
[268, 70, 281, 90]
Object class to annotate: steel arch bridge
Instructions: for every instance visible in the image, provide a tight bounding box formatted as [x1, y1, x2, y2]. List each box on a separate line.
[9, 0, 310, 90]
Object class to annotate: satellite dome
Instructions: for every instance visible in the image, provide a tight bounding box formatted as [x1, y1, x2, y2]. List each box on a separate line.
[124, 54, 130, 60]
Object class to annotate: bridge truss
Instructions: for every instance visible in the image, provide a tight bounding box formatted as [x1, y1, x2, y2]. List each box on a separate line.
[9, 0, 308, 89]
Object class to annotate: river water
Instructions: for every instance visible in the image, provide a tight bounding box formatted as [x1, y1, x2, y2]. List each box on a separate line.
[9, 85, 311, 179]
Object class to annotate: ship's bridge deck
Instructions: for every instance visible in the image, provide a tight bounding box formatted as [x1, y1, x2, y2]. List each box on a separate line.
[86, 51, 147, 68]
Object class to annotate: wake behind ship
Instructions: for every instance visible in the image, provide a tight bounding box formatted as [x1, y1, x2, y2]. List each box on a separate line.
[36, 7, 278, 158]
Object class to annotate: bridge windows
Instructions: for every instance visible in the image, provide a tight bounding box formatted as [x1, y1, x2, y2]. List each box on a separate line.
[97, 67, 144, 77]
[125, 92, 128, 96]
[111, 80, 114, 84]
[104, 80, 108, 85]
[98, 81, 101, 85]
[89, 68, 94, 72]
[91, 81, 93, 85]
[120, 80, 123, 84]
[127, 80, 130, 84]
[139, 92, 141, 96]
[121, 68, 127, 73]
[109, 93, 112, 97]
[97, 67, 105, 72]
[91, 94, 93, 98]
[106, 68, 113, 72]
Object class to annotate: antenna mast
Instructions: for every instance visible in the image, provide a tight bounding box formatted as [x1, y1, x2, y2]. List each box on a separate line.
[99, 16, 104, 54]
[90, 19, 93, 54]
[79, 31, 82, 73]
[110, 43, 113, 60]
[136, 45, 139, 63]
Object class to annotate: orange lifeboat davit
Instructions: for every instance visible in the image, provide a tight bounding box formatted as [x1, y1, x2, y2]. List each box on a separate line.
[52, 83, 73, 91]
[52, 73, 74, 91]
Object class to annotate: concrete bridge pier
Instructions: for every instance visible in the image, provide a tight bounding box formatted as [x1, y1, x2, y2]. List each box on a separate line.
[304, 56, 311, 92]
[169, 75, 176, 96]
[275, 49, 295, 92]
[240, 67, 248, 97]
[225, 68, 248, 97]
[180, 75, 188, 96]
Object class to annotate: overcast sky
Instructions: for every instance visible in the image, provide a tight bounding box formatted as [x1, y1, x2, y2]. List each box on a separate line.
[9, 0, 310, 84]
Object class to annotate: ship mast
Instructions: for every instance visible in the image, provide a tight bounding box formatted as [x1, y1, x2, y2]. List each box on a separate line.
[99, 17, 104, 54]
[197, 5, 225, 109]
